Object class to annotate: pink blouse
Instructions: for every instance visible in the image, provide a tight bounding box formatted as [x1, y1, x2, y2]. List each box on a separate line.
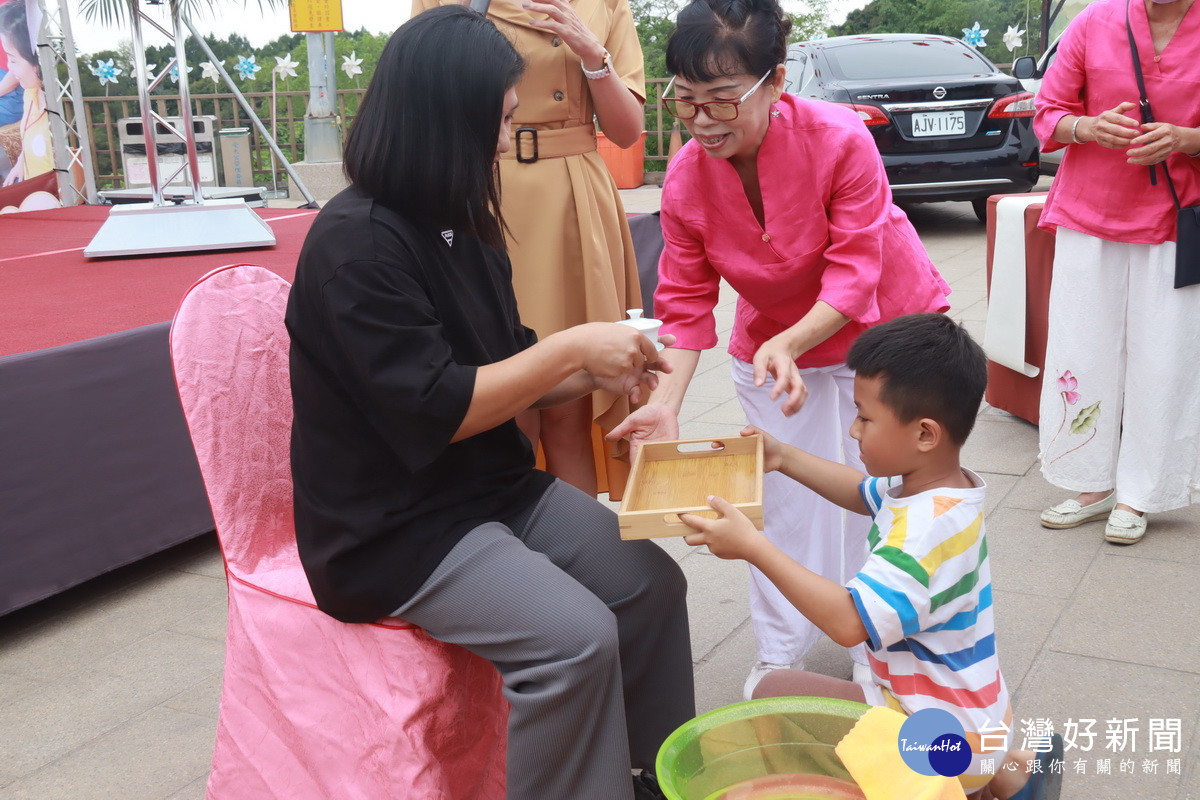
[655, 93, 950, 368]
[1035, 0, 1200, 242]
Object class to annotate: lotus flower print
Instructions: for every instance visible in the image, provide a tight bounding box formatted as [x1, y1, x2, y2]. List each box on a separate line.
[1046, 370, 1100, 465]
[1057, 371, 1080, 405]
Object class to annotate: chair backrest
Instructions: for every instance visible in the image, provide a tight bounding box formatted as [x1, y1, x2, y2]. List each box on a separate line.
[170, 264, 314, 603]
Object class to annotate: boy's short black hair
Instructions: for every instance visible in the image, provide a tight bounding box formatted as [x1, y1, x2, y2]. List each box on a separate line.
[847, 313, 987, 446]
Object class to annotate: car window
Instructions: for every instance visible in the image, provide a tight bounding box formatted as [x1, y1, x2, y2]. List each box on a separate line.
[784, 50, 808, 94]
[1038, 39, 1059, 73]
[823, 38, 996, 79]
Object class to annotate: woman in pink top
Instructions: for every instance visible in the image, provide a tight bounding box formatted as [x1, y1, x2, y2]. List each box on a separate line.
[609, 0, 950, 699]
[1034, 0, 1200, 544]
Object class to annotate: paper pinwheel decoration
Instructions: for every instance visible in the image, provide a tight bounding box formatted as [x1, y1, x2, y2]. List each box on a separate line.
[235, 55, 262, 82]
[130, 62, 157, 82]
[341, 51, 363, 80]
[200, 61, 222, 84]
[962, 22, 989, 48]
[169, 64, 193, 84]
[273, 54, 300, 80]
[90, 58, 123, 85]
[1003, 25, 1025, 52]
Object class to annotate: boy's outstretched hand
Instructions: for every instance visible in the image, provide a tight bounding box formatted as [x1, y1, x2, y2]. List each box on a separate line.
[679, 495, 768, 562]
[740, 424, 783, 473]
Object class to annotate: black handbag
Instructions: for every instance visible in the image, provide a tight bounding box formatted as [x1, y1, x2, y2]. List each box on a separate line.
[1126, 2, 1200, 289]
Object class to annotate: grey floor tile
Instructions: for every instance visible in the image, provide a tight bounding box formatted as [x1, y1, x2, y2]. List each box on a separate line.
[986, 507, 1103, 599]
[1001, 469, 1071, 513]
[0, 668, 203, 776]
[686, 363, 737, 401]
[1, 707, 217, 800]
[0, 571, 228, 682]
[167, 775, 209, 800]
[1178, 723, 1200, 800]
[163, 673, 223, 720]
[169, 600, 229, 643]
[649, 534, 698, 563]
[678, 397, 720, 426]
[678, 421, 749, 443]
[678, 551, 750, 663]
[1014, 651, 1199, 800]
[962, 417, 1040, 476]
[693, 621, 756, 714]
[171, 537, 225, 580]
[1049, 556, 1200, 674]
[952, 295, 990, 323]
[694, 345, 732, 375]
[991, 588, 1066, 698]
[977, 472, 1019, 517]
[691, 398, 750, 428]
[0, 669, 48, 709]
[92, 631, 225, 688]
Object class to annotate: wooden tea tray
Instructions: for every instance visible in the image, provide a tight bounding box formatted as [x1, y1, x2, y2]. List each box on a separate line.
[618, 435, 764, 540]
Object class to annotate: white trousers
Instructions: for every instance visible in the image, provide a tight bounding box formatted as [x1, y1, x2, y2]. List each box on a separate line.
[733, 359, 870, 665]
[1039, 227, 1200, 513]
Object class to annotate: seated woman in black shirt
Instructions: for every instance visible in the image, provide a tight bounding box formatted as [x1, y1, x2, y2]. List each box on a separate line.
[285, 7, 695, 798]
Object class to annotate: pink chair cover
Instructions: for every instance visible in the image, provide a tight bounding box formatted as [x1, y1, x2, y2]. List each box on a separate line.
[170, 265, 507, 800]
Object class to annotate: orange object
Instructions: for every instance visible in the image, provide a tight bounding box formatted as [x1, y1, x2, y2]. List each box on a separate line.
[596, 131, 646, 189]
[983, 193, 1056, 425]
[667, 122, 684, 162]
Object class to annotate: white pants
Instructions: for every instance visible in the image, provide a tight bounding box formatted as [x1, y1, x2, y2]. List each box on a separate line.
[1039, 227, 1200, 513]
[733, 359, 870, 665]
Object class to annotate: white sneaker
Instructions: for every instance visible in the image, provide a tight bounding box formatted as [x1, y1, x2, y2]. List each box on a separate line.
[743, 660, 802, 701]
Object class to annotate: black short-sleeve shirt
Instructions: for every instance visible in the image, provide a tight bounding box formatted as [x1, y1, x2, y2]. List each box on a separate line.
[285, 187, 554, 622]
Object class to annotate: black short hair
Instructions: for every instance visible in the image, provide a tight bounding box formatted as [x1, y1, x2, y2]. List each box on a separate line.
[0, 1, 37, 76]
[342, 5, 524, 249]
[665, 0, 791, 82]
[847, 313, 987, 446]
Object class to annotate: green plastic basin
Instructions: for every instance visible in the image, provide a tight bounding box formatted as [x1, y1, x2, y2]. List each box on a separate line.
[655, 696, 872, 800]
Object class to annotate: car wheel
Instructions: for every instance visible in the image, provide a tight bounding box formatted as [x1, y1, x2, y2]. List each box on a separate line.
[971, 198, 989, 224]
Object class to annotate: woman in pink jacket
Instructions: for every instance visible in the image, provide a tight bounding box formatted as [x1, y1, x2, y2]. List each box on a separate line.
[1033, 0, 1200, 545]
[609, 0, 950, 699]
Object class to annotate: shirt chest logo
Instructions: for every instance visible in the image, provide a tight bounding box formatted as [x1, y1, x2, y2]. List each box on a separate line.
[441, 230, 454, 247]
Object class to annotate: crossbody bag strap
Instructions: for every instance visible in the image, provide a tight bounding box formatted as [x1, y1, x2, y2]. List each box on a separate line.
[1126, 0, 1183, 207]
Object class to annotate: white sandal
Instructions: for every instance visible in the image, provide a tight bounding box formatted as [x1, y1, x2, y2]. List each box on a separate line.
[1040, 492, 1117, 529]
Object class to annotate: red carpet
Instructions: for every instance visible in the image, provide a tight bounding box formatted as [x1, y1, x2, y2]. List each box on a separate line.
[0, 205, 317, 357]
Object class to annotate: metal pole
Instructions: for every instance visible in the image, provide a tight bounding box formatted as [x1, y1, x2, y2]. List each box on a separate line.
[128, 5, 163, 205]
[170, 0, 204, 204]
[183, 15, 317, 205]
[302, 31, 340, 162]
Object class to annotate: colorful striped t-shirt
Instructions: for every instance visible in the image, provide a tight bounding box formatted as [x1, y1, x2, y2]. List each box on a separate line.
[847, 470, 1009, 736]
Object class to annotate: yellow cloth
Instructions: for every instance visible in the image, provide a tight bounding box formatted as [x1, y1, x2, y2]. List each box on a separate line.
[835, 706, 968, 800]
[18, 88, 52, 180]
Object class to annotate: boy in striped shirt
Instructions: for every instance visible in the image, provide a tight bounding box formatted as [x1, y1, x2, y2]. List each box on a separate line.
[680, 314, 1057, 799]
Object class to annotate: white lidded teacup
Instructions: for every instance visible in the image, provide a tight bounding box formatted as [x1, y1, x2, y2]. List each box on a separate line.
[617, 308, 665, 351]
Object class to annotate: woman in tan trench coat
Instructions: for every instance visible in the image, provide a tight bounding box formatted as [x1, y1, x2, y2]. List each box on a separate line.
[412, 0, 647, 497]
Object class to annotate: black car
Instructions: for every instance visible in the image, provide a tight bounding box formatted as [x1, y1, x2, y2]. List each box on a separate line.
[784, 34, 1040, 221]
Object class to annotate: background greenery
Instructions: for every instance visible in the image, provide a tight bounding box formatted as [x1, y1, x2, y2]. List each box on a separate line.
[72, 0, 1047, 182]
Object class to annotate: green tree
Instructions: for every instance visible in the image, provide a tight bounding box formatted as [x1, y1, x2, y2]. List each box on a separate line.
[832, 0, 1041, 59]
[788, 0, 833, 42]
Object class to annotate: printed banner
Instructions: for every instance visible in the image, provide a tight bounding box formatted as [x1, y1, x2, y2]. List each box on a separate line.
[0, 0, 61, 212]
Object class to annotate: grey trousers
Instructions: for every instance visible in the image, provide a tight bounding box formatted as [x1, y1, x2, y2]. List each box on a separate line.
[393, 480, 695, 800]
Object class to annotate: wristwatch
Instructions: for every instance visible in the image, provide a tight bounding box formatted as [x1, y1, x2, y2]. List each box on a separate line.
[581, 48, 613, 80]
